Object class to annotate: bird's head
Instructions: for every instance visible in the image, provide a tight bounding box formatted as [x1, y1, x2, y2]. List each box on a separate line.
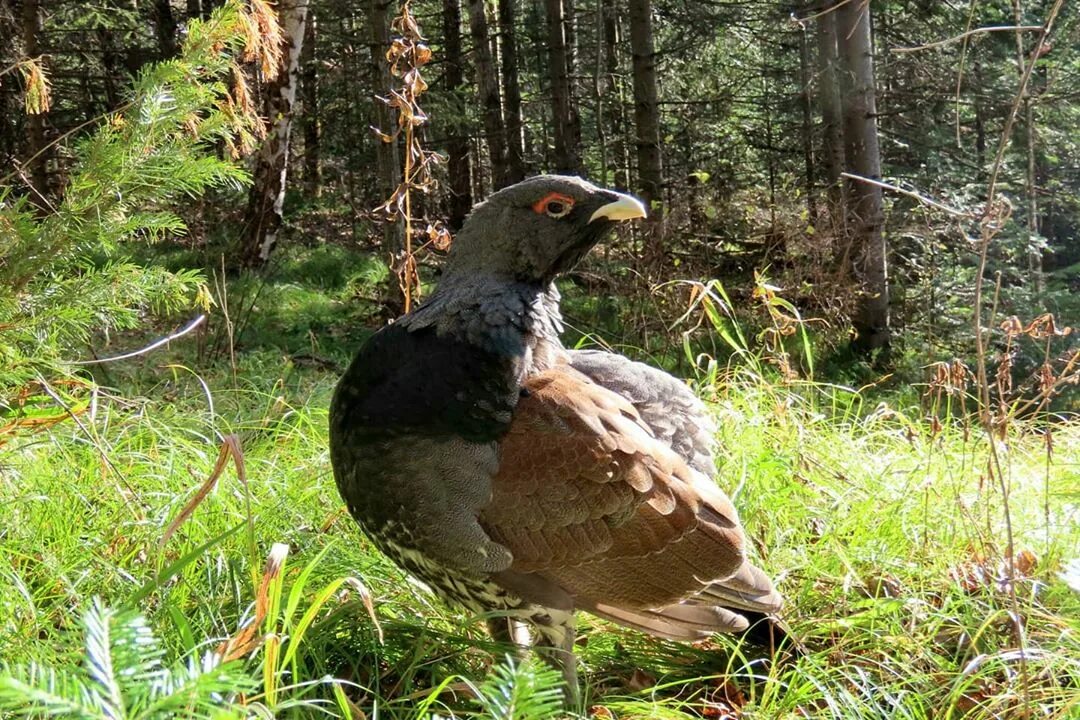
[445, 175, 647, 283]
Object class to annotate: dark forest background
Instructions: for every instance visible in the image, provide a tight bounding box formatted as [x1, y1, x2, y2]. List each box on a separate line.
[2, 0, 1077, 383]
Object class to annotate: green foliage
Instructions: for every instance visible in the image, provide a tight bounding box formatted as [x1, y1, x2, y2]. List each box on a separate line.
[0, 0, 263, 410]
[0, 598, 255, 718]
[471, 658, 565, 720]
[0, 255, 1076, 718]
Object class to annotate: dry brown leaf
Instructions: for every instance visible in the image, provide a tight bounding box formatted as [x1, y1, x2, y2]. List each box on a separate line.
[342, 577, 384, 645]
[949, 548, 1039, 595]
[216, 543, 289, 662]
[626, 668, 656, 692]
[160, 434, 246, 547]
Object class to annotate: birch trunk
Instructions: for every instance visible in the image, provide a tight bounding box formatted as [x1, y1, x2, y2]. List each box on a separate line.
[240, 0, 308, 266]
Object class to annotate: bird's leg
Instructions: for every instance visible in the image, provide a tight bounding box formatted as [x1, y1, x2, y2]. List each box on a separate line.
[486, 616, 529, 659]
[530, 610, 580, 709]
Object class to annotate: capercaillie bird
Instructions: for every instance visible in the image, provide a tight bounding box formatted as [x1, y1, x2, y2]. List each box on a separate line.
[329, 175, 782, 705]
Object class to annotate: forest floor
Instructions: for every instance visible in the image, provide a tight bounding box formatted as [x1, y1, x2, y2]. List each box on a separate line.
[1, 245, 1079, 719]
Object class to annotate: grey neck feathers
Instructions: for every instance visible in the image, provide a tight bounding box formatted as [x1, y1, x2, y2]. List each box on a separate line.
[398, 273, 564, 358]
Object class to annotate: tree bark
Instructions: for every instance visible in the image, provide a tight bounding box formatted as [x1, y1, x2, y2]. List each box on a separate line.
[545, 0, 581, 173]
[300, 10, 321, 199]
[497, 0, 526, 183]
[443, 0, 473, 229]
[21, 0, 50, 210]
[837, 0, 889, 355]
[628, 0, 662, 247]
[467, 0, 510, 189]
[240, 0, 308, 266]
[815, 0, 845, 229]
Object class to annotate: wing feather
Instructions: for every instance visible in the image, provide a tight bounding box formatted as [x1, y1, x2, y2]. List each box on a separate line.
[481, 366, 763, 613]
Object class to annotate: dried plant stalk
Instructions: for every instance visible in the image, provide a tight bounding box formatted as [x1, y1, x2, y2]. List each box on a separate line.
[372, 1, 450, 312]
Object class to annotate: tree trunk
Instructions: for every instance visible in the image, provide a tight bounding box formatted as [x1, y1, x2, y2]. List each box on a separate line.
[21, 0, 50, 210]
[300, 10, 321, 199]
[628, 0, 662, 247]
[369, 0, 404, 253]
[798, 20, 816, 223]
[467, 0, 510, 189]
[973, 61, 986, 173]
[1012, 1, 1043, 293]
[0, 0, 18, 171]
[545, 0, 581, 174]
[186, 0, 202, 21]
[153, 0, 177, 58]
[837, 0, 889, 355]
[592, 0, 607, 183]
[498, 0, 526, 183]
[815, 0, 845, 230]
[602, 0, 629, 189]
[443, 0, 473, 229]
[240, 0, 308, 266]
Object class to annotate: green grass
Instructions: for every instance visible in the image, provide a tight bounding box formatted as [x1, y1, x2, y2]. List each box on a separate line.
[1, 256, 1078, 719]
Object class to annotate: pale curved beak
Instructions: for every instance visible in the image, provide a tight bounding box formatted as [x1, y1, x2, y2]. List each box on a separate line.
[589, 192, 648, 223]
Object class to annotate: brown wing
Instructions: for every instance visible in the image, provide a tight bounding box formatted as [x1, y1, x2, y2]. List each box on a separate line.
[480, 365, 771, 615]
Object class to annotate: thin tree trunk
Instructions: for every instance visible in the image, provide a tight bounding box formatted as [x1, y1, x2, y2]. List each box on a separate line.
[186, 0, 202, 21]
[973, 61, 986, 173]
[21, 0, 49, 209]
[443, 0, 473, 229]
[628, 0, 662, 250]
[467, 0, 510, 189]
[301, 9, 321, 199]
[837, 0, 889, 355]
[369, 0, 403, 253]
[1012, 0, 1043, 293]
[498, 0, 526, 183]
[816, 0, 845, 232]
[763, 67, 777, 238]
[545, 0, 581, 173]
[593, 0, 607, 184]
[240, 0, 309, 266]
[798, 20, 816, 223]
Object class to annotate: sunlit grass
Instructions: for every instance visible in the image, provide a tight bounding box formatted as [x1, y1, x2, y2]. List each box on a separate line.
[1, 263, 1077, 718]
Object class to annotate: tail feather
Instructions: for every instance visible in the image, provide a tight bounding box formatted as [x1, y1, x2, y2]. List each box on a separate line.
[696, 562, 783, 614]
[589, 602, 749, 641]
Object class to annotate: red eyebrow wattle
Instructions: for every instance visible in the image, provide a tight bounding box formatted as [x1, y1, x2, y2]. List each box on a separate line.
[532, 192, 576, 214]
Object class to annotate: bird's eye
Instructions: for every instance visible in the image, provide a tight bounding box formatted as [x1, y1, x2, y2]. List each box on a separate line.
[532, 192, 575, 219]
[546, 200, 569, 217]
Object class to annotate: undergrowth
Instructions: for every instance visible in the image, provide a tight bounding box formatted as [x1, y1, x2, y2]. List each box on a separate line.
[0, 255, 1077, 719]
